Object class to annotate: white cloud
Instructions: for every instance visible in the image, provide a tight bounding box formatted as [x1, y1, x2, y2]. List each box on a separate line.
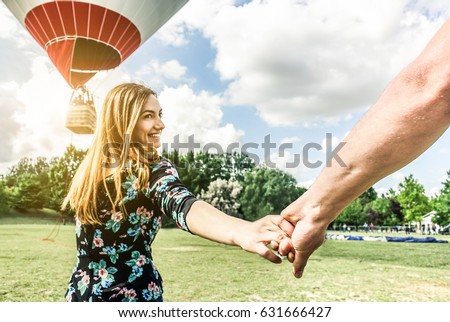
[281, 136, 300, 145]
[154, 0, 237, 46]
[375, 186, 389, 196]
[426, 186, 441, 198]
[169, 0, 448, 126]
[136, 59, 187, 80]
[391, 171, 405, 180]
[0, 81, 24, 164]
[0, 4, 30, 46]
[13, 56, 74, 159]
[133, 59, 191, 91]
[266, 150, 305, 181]
[158, 84, 244, 153]
[320, 133, 344, 155]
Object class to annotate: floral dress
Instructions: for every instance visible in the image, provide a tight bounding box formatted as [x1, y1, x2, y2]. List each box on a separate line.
[65, 158, 197, 302]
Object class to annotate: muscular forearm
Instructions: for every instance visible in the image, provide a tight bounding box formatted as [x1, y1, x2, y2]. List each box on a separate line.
[286, 20, 450, 226]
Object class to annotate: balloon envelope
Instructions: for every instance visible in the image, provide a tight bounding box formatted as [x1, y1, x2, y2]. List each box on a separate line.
[2, 0, 189, 88]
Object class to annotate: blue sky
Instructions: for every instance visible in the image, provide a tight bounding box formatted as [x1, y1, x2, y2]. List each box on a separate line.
[0, 0, 449, 197]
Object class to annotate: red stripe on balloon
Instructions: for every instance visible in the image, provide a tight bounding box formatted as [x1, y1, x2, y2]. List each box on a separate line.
[24, 1, 141, 88]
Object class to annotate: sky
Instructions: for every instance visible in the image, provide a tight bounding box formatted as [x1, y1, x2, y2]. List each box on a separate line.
[0, 0, 449, 197]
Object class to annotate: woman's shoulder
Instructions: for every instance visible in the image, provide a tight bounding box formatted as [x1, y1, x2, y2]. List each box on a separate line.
[151, 157, 180, 178]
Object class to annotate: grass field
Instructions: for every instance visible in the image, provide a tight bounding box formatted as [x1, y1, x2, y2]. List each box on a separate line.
[0, 216, 449, 302]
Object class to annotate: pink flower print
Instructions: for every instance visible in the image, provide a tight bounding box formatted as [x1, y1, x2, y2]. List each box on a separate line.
[111, 211, 123, 222]
[98, 268, 108, 279]
[132, 179, 140, 190]
[93, 237, 104, 248]
[136, 255, 147, 267]
[125, 289, 137, 300]
[145, 210, 153, 219]
[136, 206, 145, 215]
[137, 206, 153, 221]
[147, 281, 161, 294]
[165, 168, 174, 175]
[81, 274, 90, 285]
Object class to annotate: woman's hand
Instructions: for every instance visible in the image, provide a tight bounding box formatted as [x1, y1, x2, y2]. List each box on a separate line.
[235, 215, 295, 264]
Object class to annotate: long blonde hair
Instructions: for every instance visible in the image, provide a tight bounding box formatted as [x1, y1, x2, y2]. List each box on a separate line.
[62, 83, 158, 225]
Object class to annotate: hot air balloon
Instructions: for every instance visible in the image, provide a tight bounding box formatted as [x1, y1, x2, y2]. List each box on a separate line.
[2, 0, 189, 134]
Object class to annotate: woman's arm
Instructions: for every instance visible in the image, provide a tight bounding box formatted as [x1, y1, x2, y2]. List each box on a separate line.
[187, 200, 294, 263]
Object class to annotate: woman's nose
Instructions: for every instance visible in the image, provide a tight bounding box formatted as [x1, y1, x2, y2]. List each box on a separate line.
[156, 118, 165, 130]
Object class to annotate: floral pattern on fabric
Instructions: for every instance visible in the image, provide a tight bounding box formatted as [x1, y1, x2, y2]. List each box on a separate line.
[65, 158, 197, 302]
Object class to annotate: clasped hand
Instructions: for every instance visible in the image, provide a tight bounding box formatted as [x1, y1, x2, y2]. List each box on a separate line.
[238, 205, 327, 279]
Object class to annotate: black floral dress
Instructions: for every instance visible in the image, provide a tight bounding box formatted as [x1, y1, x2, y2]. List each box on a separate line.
[65, 158, 197, 302]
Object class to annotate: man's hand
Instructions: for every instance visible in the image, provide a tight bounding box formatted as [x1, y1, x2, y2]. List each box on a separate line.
[278, 200, 328, 278]
[237, 215, 296, 264]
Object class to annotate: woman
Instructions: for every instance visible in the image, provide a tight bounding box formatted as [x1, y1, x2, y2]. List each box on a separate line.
[63, 83, 293, 302]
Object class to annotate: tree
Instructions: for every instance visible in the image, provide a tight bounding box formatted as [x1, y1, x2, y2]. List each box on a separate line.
[432, 170, 450, 226]
[6, 157, 50, 210]
[7, 172, 49, 210]
[239, 166, 300, 221]
[368, 197, 391, 225]
[222, 152, 255, 182]
[46, 145, 87, 211]
[0, 180, 10, 214]
[166, 151, 219, 196]
[163, 151, 255, 197]
[6, 157, 48, 186]
[335, 187, 377, 226]
[397, 174, 431, 223]
[336, 198, 366, 226]
[199, 178, 242, 217]
[359, 187, 377, 207]
[4, 145, 87, 212]
[365, 188, 404, 226]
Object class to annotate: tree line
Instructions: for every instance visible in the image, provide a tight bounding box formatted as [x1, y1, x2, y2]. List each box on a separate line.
[0, 145, 449, 228]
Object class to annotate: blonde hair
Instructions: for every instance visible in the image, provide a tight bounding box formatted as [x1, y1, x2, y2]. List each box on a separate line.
[62, 83, 159, 225]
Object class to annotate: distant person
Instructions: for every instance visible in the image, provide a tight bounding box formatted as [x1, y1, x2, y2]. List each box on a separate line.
[363, 222, 369, 233]
[432, 223, 437, 235]
[62, 83, 294, 301]
[278, 17, 450, 278]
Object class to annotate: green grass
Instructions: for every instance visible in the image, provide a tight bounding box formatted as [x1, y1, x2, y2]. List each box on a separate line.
[0, 208, 66, 225]
[0, 219, 449, 302]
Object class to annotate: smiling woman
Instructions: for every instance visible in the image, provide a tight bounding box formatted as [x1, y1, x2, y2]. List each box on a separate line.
[61, 82, 295, 302]
[131, 94, 165, 150]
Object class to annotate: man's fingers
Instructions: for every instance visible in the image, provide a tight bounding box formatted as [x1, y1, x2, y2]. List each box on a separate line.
[270, 240, 280, 251]
[278, 239, 293, 256]
[292, 249, 309, 278]
[277, 217, 295, 236]
[264, 215, 295, 236]
[287, 251, 295, 263]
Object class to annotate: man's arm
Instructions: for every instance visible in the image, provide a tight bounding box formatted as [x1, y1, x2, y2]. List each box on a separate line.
[280, 18, 450, 278]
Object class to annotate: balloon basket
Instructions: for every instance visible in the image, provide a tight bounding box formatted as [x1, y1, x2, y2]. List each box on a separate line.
[66, 86, 96, 134]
